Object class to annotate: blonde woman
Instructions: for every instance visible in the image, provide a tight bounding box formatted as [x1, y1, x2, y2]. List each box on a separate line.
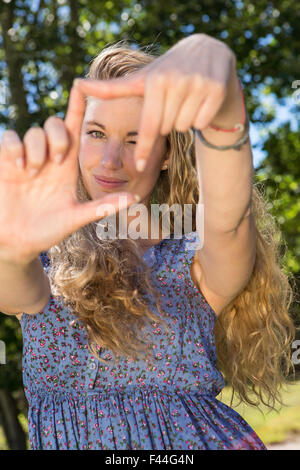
[0, 34, 295, 450]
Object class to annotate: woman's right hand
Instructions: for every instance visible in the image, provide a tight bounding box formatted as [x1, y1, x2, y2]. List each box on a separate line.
[0, 84, 137, 265]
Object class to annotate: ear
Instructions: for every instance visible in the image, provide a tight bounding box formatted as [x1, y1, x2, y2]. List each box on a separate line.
[161, 152, 170, 171]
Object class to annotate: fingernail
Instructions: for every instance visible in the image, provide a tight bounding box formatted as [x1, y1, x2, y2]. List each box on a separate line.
[54, 153, 64, 164]
[16, 157, 24, 170]
[29, 168, 38, 177]
[136, 159, 146, 172]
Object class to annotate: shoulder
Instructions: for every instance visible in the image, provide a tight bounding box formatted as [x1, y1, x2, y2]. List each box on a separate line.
[156, 230, 200, 273]
[168, 231, 200, 261]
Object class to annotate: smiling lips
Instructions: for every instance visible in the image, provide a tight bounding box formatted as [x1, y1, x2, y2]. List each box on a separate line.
[94, 175, 128, 188]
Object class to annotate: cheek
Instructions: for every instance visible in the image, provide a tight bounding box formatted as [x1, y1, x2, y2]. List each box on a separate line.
[79, 137, 101, 171]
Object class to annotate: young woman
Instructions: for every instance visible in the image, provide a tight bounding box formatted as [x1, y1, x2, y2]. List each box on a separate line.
[0, 34, 295, 450]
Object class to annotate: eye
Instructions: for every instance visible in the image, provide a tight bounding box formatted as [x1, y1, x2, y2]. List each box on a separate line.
[126, 140, 137, 145]
[86, 130, 105, 139]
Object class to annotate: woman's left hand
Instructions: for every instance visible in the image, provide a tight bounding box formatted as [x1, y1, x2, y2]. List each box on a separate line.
[75, 34, 241, 172]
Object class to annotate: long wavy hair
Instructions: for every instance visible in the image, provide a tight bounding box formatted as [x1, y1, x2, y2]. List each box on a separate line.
[47, 42, 296, 410]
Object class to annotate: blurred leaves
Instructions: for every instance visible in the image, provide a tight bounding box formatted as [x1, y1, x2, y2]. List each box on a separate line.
[0, 1, 300, 134]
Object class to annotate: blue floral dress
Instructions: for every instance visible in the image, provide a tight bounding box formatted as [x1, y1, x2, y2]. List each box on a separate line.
[19, 231, 267, 450]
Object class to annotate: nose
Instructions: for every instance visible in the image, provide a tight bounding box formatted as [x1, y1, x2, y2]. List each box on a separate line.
[100, 142, 123, 170]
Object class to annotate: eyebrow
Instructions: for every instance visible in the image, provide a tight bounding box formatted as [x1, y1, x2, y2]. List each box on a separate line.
[85, 121, 138, 137]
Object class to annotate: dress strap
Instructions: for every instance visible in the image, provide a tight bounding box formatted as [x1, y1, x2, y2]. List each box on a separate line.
[182, 230, 202, 264]
[40, 251, 50, 272]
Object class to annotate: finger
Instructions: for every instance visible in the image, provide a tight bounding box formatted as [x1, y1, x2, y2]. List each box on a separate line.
[134, 75, 167, 172]
[160, 80, 189, 135]
[173, 81, 207, 132]
[70, 192, 139, 234]
[174, 94, 206, 133]
[23, 127, 47, 176]
[193, 85, 225, 129]
[64, 83, 86, 161]
[43, 116, 70, 164]
[75, 73, 145, 100]
[0, 130, 25, 171]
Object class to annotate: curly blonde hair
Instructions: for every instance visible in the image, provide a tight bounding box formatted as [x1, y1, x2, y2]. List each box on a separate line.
[47, 42, 296, 410]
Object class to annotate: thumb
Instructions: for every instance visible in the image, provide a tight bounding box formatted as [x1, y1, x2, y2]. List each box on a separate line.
[69, 192, 139, 233]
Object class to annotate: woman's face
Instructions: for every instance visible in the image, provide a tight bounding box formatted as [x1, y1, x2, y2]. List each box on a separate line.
[79, 96, 169, 207]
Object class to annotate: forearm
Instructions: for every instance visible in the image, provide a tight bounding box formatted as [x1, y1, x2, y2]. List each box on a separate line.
[195, 65, 253, 233]
[0, 256, 50, 314]
[195, 134, 253, 233]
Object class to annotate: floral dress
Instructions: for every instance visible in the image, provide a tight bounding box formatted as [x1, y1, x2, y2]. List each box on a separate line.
[19, 231, 267, 450]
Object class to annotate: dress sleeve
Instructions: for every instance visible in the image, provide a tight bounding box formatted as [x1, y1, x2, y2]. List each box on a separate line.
[18, 252, 52, 324]
[182, 230, 202, 264]
[40, 251, 50, 273]
[181, 231, 218, 319]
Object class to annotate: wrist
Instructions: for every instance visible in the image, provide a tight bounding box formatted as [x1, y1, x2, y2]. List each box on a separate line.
[210, 67, 244, 131]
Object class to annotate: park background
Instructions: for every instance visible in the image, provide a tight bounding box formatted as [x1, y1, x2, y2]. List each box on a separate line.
[0, 0, 300, 450]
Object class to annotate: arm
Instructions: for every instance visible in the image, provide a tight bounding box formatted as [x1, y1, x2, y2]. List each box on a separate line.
[0, 256, 51, 315]
[193, 57, 256, 304]
[195, 57, 253, 233]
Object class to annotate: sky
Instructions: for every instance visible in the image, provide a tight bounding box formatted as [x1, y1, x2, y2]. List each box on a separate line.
[250, 96, 298, 168]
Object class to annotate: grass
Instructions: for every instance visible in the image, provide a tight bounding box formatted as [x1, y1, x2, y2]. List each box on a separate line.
[1, 380, 300, 449]
[217, 379, 300, 444]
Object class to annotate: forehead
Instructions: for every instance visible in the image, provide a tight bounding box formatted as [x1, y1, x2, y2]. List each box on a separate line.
[84, 96, 144, 122]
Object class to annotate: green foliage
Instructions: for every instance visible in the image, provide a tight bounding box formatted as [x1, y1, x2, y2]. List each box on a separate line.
[1, 1, 300, 135]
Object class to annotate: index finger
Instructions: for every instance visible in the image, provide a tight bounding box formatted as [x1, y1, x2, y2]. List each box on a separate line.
[75, 73, 145, 100]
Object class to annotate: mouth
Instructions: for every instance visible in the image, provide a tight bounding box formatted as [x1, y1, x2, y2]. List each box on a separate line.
[94, 175, 128, 189]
